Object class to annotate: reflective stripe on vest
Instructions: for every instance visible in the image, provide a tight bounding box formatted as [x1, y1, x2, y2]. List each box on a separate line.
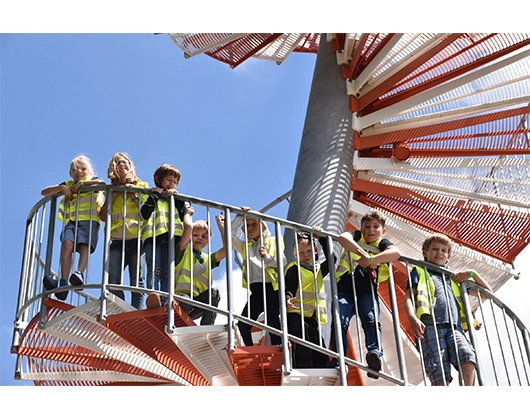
[58, 179, 102, 224]
[414, 267, 470, 331]
[285, 261, 327, 324]
[174, 247, 210, 297]
[141, 197, 184, 242]
[110, 181, 148, 238]
[241, 236, 282, 291]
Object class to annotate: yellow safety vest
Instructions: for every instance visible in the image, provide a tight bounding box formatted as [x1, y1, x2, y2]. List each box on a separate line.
[58, 178, 103, 224]
[335, 236, 390, 283]
[109, 181, 149, 239]
[241, 236, 283, 291]
[174, 247, 212, 297]
[414, 267, 472, 331]
[285, 261, 327, 324]
[141, 196, 184, 243]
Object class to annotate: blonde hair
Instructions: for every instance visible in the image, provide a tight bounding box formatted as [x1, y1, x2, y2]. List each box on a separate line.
[153, 163, 181, 188]
[69, 154, 95, 180]
[107, 152, 140, 185]
[193, 220, 213, 237]
[422, 233, 453, 258]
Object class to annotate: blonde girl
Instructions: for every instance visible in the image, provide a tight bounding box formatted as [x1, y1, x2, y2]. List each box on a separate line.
[100, 152, 149, 309]
[42, 154, 105, 300]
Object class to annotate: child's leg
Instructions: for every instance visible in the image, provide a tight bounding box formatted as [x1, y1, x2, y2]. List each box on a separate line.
[357, 293, 382, 353]
[287, 312, 312, 368]
[264, 283, 281, 345]
[60, 239, 74, 280]
[107, 241, 126, 300]
[238, 283, 265, 346]
[76, 244, 89, 273]
[126, 240, 145, 310]
[143, 239, 158, 290]
[330, 293, 356, 356]
[460, 361, 476, 386]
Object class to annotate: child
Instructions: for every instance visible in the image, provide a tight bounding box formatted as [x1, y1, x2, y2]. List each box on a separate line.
[42, 154, 105, 300]
[404, 233, 493, 386]
[147, 215, 225, 326]
[284, 230, 331, 368]
[232, 206, 286, 346]
[330, 210, 401, 378]
[99, 152, 149, 309]
[140, 163, 193, 301]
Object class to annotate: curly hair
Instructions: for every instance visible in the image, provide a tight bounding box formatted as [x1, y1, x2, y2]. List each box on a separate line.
[107, 152, 140, 185]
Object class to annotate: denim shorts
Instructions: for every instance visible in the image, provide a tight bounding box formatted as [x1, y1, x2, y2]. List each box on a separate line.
[60, 220, 100, 253]
[420, 322, 476, 386]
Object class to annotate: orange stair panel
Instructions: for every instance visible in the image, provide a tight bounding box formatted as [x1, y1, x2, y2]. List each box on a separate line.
[105, 302, 210, 386]
[227, 344, 284, 386]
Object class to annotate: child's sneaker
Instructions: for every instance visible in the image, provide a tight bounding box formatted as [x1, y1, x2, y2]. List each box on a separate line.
[146, 292, 161, 309]
[55, 279, 69, 301]
[366, 351, 382, 379]
[43, 275, 58, 291]
[69, 271, 84, 286]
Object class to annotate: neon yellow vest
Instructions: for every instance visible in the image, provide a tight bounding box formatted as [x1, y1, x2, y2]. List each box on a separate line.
[110, 181, 149, 239]
[58, 178, 103, 224]
[335, 236, 389, 283]
[141, 196, 184, 243]
[174, 247, 211, 297]
[285, 261, 327, 324]
[241, 236, 282, 291]
[414, 267, 470, 331]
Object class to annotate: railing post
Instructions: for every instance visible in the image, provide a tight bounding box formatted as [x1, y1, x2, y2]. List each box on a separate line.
[460, 281, 484, 385]
[166, 195, 176, 334]
[224, 208, 236, 352]
[38, 197, 58, 329]
[327, 235, 348, 386]
[275, 221, 291, 375]
[99, 185, 113, 323]
[386, 262, 408, 385]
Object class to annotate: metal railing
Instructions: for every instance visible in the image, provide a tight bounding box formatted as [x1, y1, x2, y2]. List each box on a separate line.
[11, 185, 530, 386]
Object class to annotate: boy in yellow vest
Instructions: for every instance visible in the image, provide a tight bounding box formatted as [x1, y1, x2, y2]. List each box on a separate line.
[172, 216, 226, 324]
[404, 233, 492, 386]
[285, 230, 331, 368]
[330, 210, 401, 379]
[140, 163, 192, 301]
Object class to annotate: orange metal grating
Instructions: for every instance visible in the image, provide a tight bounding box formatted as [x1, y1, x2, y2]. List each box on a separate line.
[227, 344, 284, 386]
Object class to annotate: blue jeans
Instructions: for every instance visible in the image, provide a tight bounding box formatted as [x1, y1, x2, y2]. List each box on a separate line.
[143, 238, 170, 295]
[330, 293, 382, 357]
[108, 239, 146, 310]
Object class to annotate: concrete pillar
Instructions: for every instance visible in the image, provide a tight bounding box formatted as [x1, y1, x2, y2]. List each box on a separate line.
[285, 34, 354, 258]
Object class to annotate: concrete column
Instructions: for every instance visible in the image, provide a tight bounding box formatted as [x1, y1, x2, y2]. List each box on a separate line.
[285, 35, 354, 258]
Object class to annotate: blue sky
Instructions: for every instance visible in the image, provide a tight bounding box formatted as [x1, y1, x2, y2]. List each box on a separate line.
[2, 32, 530, 397]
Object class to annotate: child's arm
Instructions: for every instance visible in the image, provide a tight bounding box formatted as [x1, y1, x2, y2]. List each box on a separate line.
[284, 264, 300, 310]
[42, 183, 73, 200]
[404, 287, 426, 339]
[338, 231, 370, 259]
[178, 213, 193, 252]
[213, 213, 227, 262]
[140, 188, 162, 220]
[365, 244, 401, 267]
[70, 177, 105, 195]
[452, 269, 493, 297]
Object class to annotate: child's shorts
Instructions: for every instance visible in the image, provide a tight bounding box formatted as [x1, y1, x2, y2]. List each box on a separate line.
[60, 220, 100, 253]
[420, 322, 476, 386]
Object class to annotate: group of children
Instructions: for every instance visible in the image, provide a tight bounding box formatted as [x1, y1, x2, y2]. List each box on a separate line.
[41, 153, 493, 386]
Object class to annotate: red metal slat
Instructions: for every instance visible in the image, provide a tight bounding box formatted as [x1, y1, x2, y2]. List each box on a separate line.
[360, 36, 530, 116]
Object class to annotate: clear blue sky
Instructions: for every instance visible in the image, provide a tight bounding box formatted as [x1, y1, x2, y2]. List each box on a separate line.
[2, 32, 530, 396]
